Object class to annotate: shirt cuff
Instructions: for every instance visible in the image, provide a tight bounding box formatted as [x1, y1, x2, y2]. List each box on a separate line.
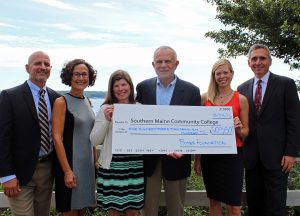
[0, 175, 16, 184]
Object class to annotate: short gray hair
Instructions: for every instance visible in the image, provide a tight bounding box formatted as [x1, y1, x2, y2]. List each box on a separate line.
[153, 46, 177, 60]
[247, 44, 272, 60]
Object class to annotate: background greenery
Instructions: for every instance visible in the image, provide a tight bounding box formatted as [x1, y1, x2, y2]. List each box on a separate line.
[1, 162, 300, 216]
[205, 0, 300, 70]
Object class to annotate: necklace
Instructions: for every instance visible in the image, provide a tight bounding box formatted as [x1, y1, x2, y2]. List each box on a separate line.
[215, 90, 233, 105]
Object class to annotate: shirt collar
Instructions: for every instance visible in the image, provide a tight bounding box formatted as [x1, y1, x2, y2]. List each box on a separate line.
[27, 80, 46, 96]
[157, 75, 177, 88]
[254, 71, 270, 85]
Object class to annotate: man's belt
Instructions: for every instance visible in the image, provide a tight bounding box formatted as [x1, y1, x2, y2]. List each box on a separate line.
[38, 153, 52, 162]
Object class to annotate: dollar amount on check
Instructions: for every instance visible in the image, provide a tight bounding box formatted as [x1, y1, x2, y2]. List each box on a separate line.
[112, 104, 237, 154]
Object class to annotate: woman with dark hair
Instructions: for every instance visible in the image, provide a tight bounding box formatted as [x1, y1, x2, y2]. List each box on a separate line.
[90, 70, 144, 216]
[52, 59, 97, 216]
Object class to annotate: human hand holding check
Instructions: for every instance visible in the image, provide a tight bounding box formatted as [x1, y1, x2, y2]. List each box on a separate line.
[104, 105, 114, 121]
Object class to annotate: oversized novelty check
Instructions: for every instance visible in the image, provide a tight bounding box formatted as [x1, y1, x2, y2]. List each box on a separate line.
[112, 104, 237, 154]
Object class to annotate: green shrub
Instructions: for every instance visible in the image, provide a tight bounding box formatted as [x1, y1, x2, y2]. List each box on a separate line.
[1, 162, 300, 216]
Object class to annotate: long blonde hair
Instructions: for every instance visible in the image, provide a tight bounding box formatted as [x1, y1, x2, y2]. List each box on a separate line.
[207, 59, 234, 102]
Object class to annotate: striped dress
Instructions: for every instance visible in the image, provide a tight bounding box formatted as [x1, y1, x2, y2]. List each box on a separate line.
[96, 154, 144, 211]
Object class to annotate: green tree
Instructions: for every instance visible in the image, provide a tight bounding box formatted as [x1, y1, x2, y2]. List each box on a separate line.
[205, 0, 300, 70]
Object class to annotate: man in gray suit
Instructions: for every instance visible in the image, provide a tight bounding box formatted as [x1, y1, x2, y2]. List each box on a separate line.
[238, 44, 300, 216]
[136, 46, 201, 216]
[0, 51, 60, 216]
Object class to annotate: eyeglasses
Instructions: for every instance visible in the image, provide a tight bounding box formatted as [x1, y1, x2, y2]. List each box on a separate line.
[73, 72, 89, 78]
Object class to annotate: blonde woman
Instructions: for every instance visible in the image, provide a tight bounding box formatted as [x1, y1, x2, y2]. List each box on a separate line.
[194, 59, 249, 216]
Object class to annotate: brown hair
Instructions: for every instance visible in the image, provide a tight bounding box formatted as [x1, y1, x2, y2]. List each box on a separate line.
[103, 70, 135, 105]
[60, 59, 97, 86]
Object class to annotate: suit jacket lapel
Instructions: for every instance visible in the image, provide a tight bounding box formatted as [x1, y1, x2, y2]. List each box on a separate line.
[47, 88, 56, 109]
[260, 72, 275, 116]
[248, 78, 255, 104]
[149, 78, 157, 104]
[170, 78, 184, 105]
[22, 82, 39, 123]
[244, 78, 258, 118]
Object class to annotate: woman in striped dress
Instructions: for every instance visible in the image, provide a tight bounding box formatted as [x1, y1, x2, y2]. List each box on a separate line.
[90, 70, 144, 216]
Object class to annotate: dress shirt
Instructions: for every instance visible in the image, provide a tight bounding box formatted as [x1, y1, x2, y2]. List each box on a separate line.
[156, 76, 177, 105]
[253, 71, 270, 102]
[27, 80, 53, 157]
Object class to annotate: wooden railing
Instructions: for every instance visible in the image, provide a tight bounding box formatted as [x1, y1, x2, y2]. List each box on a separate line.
[1, 190, 300, 208]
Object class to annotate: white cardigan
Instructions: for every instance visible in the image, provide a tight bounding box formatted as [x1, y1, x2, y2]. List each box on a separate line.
[90, 104, 113, 169]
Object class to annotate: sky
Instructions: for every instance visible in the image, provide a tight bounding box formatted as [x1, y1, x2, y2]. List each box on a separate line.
[1, 0, 299, 93]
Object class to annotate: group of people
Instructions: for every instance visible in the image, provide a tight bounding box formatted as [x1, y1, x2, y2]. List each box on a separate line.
[0, 44, 299, 216]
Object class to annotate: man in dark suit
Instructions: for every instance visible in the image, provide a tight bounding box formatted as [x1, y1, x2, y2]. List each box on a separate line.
[136, 46, 201, 216]
[238, 44, 300, 216]
[0, 51, 60, 216]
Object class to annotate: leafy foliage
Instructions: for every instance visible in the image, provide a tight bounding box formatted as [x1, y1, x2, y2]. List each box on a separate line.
[205, 0, 300, 70]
